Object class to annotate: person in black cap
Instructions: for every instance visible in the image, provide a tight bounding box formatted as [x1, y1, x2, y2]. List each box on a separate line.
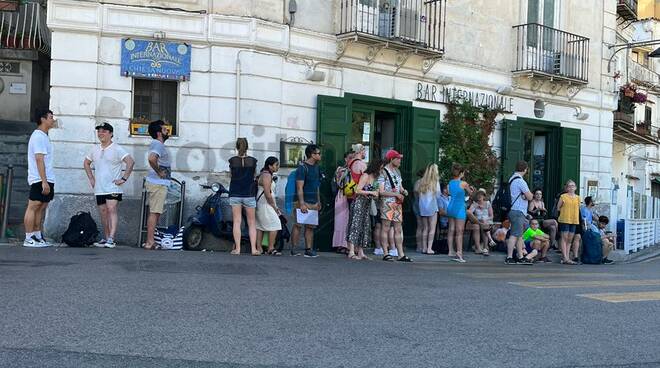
[83, 122, 134, 248]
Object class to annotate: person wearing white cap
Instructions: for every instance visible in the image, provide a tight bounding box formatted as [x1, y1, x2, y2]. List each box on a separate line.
[83, 122, 134, 248]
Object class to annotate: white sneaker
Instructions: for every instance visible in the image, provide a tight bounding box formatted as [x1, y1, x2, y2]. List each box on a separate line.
[105, 239, 116, 249]
[36, 237, 51, 247]
[93, 239, 107, 248]
[23, 235, 50, 248]
[389, 249, 399, 257]
[374, 247, 384, 256]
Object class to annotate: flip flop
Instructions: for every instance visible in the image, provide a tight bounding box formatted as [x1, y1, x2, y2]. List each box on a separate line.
[230, 250, 240, 255]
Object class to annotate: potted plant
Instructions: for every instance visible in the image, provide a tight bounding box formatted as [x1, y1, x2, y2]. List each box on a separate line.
[635, 121, 650, 136]
[619, 83, 647, 112]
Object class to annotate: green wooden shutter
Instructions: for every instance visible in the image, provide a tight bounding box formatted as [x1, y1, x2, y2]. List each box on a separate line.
[401, 107, 440, 248]
[502, 119, 524, 181]
[560, 127, 581, 193]
[315, 95, 351, 251]
[410, 107, 440, 175]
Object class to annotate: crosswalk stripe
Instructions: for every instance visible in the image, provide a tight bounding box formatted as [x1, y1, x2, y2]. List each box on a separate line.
[510, 279, 660, 288]
[463, 272, 620, 279]
[577, 291, 660, 303]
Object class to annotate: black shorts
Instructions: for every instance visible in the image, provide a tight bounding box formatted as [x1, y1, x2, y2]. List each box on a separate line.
[28, 182, 55, 203]
[96, 193, 123, 205]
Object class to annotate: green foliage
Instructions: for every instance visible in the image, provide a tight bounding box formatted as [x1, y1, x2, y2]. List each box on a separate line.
[438, 100, 499, 194]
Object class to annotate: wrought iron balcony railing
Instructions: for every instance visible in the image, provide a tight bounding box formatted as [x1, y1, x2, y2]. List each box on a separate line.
[0, 1, 50, 54]
[513, 23, 589, 84]
[629, 59, 660, 88]
[337, 0, 446, 56]
[617, 0, 638, 22]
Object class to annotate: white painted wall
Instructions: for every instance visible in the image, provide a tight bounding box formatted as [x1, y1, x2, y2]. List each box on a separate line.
[45, 0, 617, 211]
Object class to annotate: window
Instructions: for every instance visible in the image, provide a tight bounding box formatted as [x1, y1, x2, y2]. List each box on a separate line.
[632, 50, 649, 66]
[526, 0, 558, 48]
[132, 78, 178, 135]
[645, 106, 652, 124]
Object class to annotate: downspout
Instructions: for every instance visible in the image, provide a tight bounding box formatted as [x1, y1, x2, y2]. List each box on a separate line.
[235, 50, 247, 141]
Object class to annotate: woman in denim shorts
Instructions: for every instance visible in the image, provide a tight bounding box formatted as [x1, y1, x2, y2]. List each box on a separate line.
[229, 138, 259, 255]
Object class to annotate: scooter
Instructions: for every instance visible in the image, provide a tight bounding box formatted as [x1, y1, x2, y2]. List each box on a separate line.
[182, 182, 248, 251]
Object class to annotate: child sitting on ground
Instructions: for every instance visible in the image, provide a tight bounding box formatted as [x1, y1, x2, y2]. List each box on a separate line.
[522, 219, 551, 263]
[597, 215, 615, 265]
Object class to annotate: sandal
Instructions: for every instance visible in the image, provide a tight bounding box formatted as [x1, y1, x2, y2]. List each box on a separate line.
[397, 256, 413, 262]
[425, 250, 435, 255]
[560, 259, 577, 265]
[336, 247, 349, 255]
[348, 254, 360, 260]
[268, 249, 282, 256]
[382, 255, 394, 262]
[360, 255, 372, 261]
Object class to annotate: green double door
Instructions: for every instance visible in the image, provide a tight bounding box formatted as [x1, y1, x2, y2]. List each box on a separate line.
[502, 118, 581, 207]
[315, 94, 440, 251]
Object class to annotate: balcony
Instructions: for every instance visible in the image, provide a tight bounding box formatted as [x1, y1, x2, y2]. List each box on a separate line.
[617, 0, 638, 22]
[0, 1, 50, 55]
[629, 59, 660, 88]
[512, 23, 589, 84]
[613, 113, 659, 145]
[337, 0, 446, 64]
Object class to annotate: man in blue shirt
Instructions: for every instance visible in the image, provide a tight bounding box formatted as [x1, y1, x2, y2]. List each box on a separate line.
[293, 144, 322, 257]
[580, 196, 598, 232]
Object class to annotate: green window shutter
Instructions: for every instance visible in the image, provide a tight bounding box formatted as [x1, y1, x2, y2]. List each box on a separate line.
[502, 119, 524, 181]
[315, 95, 351, 252]
[409, 107, 440, 176]
[560, 127, 581, 193]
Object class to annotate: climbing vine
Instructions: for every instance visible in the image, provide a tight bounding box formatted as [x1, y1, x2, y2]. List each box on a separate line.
[438, 100, 500, 194]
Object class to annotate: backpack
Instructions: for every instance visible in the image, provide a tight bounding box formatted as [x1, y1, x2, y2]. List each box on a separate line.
[342, 159, 360, 198]
[332, 165, 351, 196]
[581, 229, 603, 264]
[284, 164, 308, 214]
[492, 176, 522, 222]
[61, 212, 99, 247]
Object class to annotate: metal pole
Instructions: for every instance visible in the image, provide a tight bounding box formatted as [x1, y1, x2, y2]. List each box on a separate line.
[137, 177, 146, 247]
[0, 165, 14, 242]
[178, 180, 185, 229]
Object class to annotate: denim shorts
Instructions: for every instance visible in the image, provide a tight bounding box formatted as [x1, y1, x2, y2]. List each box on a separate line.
[559, 223, 577, 233]
[229, 196, 256, 208]
[508, 210, 528, 238]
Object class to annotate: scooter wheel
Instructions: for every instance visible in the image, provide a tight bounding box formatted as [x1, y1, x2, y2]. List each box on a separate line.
[183, 225, 204, 251]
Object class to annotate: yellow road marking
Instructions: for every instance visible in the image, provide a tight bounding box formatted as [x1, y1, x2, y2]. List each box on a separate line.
[463, 273, 620, 279]
[510, 279, 660, 289]
[577, 291, 660, 303]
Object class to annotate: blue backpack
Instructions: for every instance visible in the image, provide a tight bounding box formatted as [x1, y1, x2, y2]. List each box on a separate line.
[284, 164, 307, 214]
[581, 229, 603, 264]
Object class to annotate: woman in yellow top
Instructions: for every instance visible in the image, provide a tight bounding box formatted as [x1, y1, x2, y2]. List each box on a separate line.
[557, 180, 580, 265]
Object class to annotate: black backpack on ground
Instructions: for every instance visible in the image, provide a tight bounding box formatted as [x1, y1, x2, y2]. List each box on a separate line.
[62, 212, 99, 247]
[492, 176, 522, 222]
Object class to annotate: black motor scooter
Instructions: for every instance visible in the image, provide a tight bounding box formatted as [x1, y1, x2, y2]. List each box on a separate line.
[182, 183, 248, 250]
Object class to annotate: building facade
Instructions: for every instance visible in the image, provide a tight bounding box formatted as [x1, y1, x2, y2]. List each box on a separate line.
[43, 0, 618, 249]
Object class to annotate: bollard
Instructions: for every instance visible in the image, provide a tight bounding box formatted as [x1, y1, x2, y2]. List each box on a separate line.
[0, 165, 14, 242]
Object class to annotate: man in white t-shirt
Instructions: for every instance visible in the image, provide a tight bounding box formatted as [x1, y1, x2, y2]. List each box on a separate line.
[23, 108, 56, 247]
[83, 123, 135, 248]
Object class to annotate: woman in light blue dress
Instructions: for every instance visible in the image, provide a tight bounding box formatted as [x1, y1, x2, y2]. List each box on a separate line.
[446, 163, 474, 263]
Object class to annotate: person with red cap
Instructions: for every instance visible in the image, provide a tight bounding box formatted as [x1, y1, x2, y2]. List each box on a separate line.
[377, 149, 412, 262]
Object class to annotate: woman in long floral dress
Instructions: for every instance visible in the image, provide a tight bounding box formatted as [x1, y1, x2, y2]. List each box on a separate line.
[346, 159, 383, 260]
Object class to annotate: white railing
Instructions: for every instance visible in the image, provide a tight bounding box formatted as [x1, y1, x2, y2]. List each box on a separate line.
[622, 193, 660, 253]
[0, 1, 50, 54]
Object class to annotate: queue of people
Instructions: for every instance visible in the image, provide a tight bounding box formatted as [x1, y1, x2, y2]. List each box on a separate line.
[20, 112, 616, 265]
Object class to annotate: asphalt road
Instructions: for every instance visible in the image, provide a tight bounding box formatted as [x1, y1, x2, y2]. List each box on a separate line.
[1, 245, 660, 368]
